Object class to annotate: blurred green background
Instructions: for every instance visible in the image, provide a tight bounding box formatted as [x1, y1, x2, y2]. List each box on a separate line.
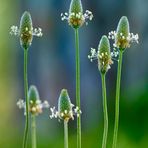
[0, 0, 147, 148]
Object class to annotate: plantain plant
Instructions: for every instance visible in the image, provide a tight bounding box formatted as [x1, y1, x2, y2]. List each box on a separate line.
[61, 1, 93, 147]
[50, 89, 81, 148]
[17, 85, 49, 148]
[108, 16, 139, 148]
[10, 11, 43, 148]
[10, 7, 139, 148]
[88, 35, 113, 148]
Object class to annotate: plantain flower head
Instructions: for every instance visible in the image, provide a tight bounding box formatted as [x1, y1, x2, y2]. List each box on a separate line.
[88, 35, 113, 74]
[10, 11, 43, 49]
[61, 0, 93, 29]
[50, 89, 81, 121]
[17, 85, 49, 116]
[58, 89, 73, 121]
[108, 16, 139, 51]
[19, 11, 33, 49]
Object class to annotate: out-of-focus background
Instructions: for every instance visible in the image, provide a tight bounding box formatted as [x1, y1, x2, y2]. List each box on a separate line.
[0, 0, 147, 148]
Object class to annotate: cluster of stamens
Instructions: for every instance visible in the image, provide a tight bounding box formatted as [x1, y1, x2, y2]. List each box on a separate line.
[98, 51, 113, 71]
[88, 47, 113, 72]
[10, 26, 43, 37]
[61, 10, 93, 28]
[111, 49, 119, 58]
[50, 104, 82, 121]
[88, 48, 112, 63]
[108, 31, 139, 48]
[88, 48, 98, 62]
[88, 47, 118, 63]
[17, 99, 49, 116]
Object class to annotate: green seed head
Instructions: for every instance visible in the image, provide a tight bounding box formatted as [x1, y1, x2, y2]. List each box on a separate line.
[98, 35, 112, 74]
[28, 85, 40, 105]
[68, 0, 84, 29]
[19, 11, 33, 49]
[115, 16, 130, 50]
[58, 89, 73, 121]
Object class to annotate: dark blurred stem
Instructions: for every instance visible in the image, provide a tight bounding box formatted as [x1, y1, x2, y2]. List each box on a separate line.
[75, 28, 81, 148]
[23, 49, 29, 148]
[31, 115, 37, 148]
[112, 50, 123, 148]
[64, 119, 69, 148]
[101, 74, 108, 148]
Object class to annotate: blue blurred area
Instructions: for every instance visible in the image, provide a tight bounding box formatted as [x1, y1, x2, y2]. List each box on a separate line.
[0, 0, 148, 148]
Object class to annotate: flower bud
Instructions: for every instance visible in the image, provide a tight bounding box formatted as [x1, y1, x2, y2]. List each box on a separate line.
[19, 11, 33, 49]
[58, 89, 73, 121]
[68, 0, 84, 28]
[115, 16, 130, 50]
[98, 35, 112, 74]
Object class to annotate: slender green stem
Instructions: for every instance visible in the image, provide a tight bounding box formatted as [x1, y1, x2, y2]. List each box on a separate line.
[64, 120, 69, 148]
[101, 74, 108, 148]
[23, 49, 29, 148]
[31, 115, 37, 148]
[75, 28, 81, 148]
[112, 50, 123, 148]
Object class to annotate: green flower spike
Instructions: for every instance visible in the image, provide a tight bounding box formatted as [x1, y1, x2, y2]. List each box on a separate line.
[108, 16, 139, 51]
[61, 0, 93, 29]
[50, 89, 81, 121]
[69, 0, 84, 28]
[98, 35, 113, 74]
[10, 11, 43, 49]
[58, 89, 73, 121]
[17, 85, 49, 116]
[88, 35, 113, 74]
[19, 11, 33, 49]
[115, 16, 130, 49]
